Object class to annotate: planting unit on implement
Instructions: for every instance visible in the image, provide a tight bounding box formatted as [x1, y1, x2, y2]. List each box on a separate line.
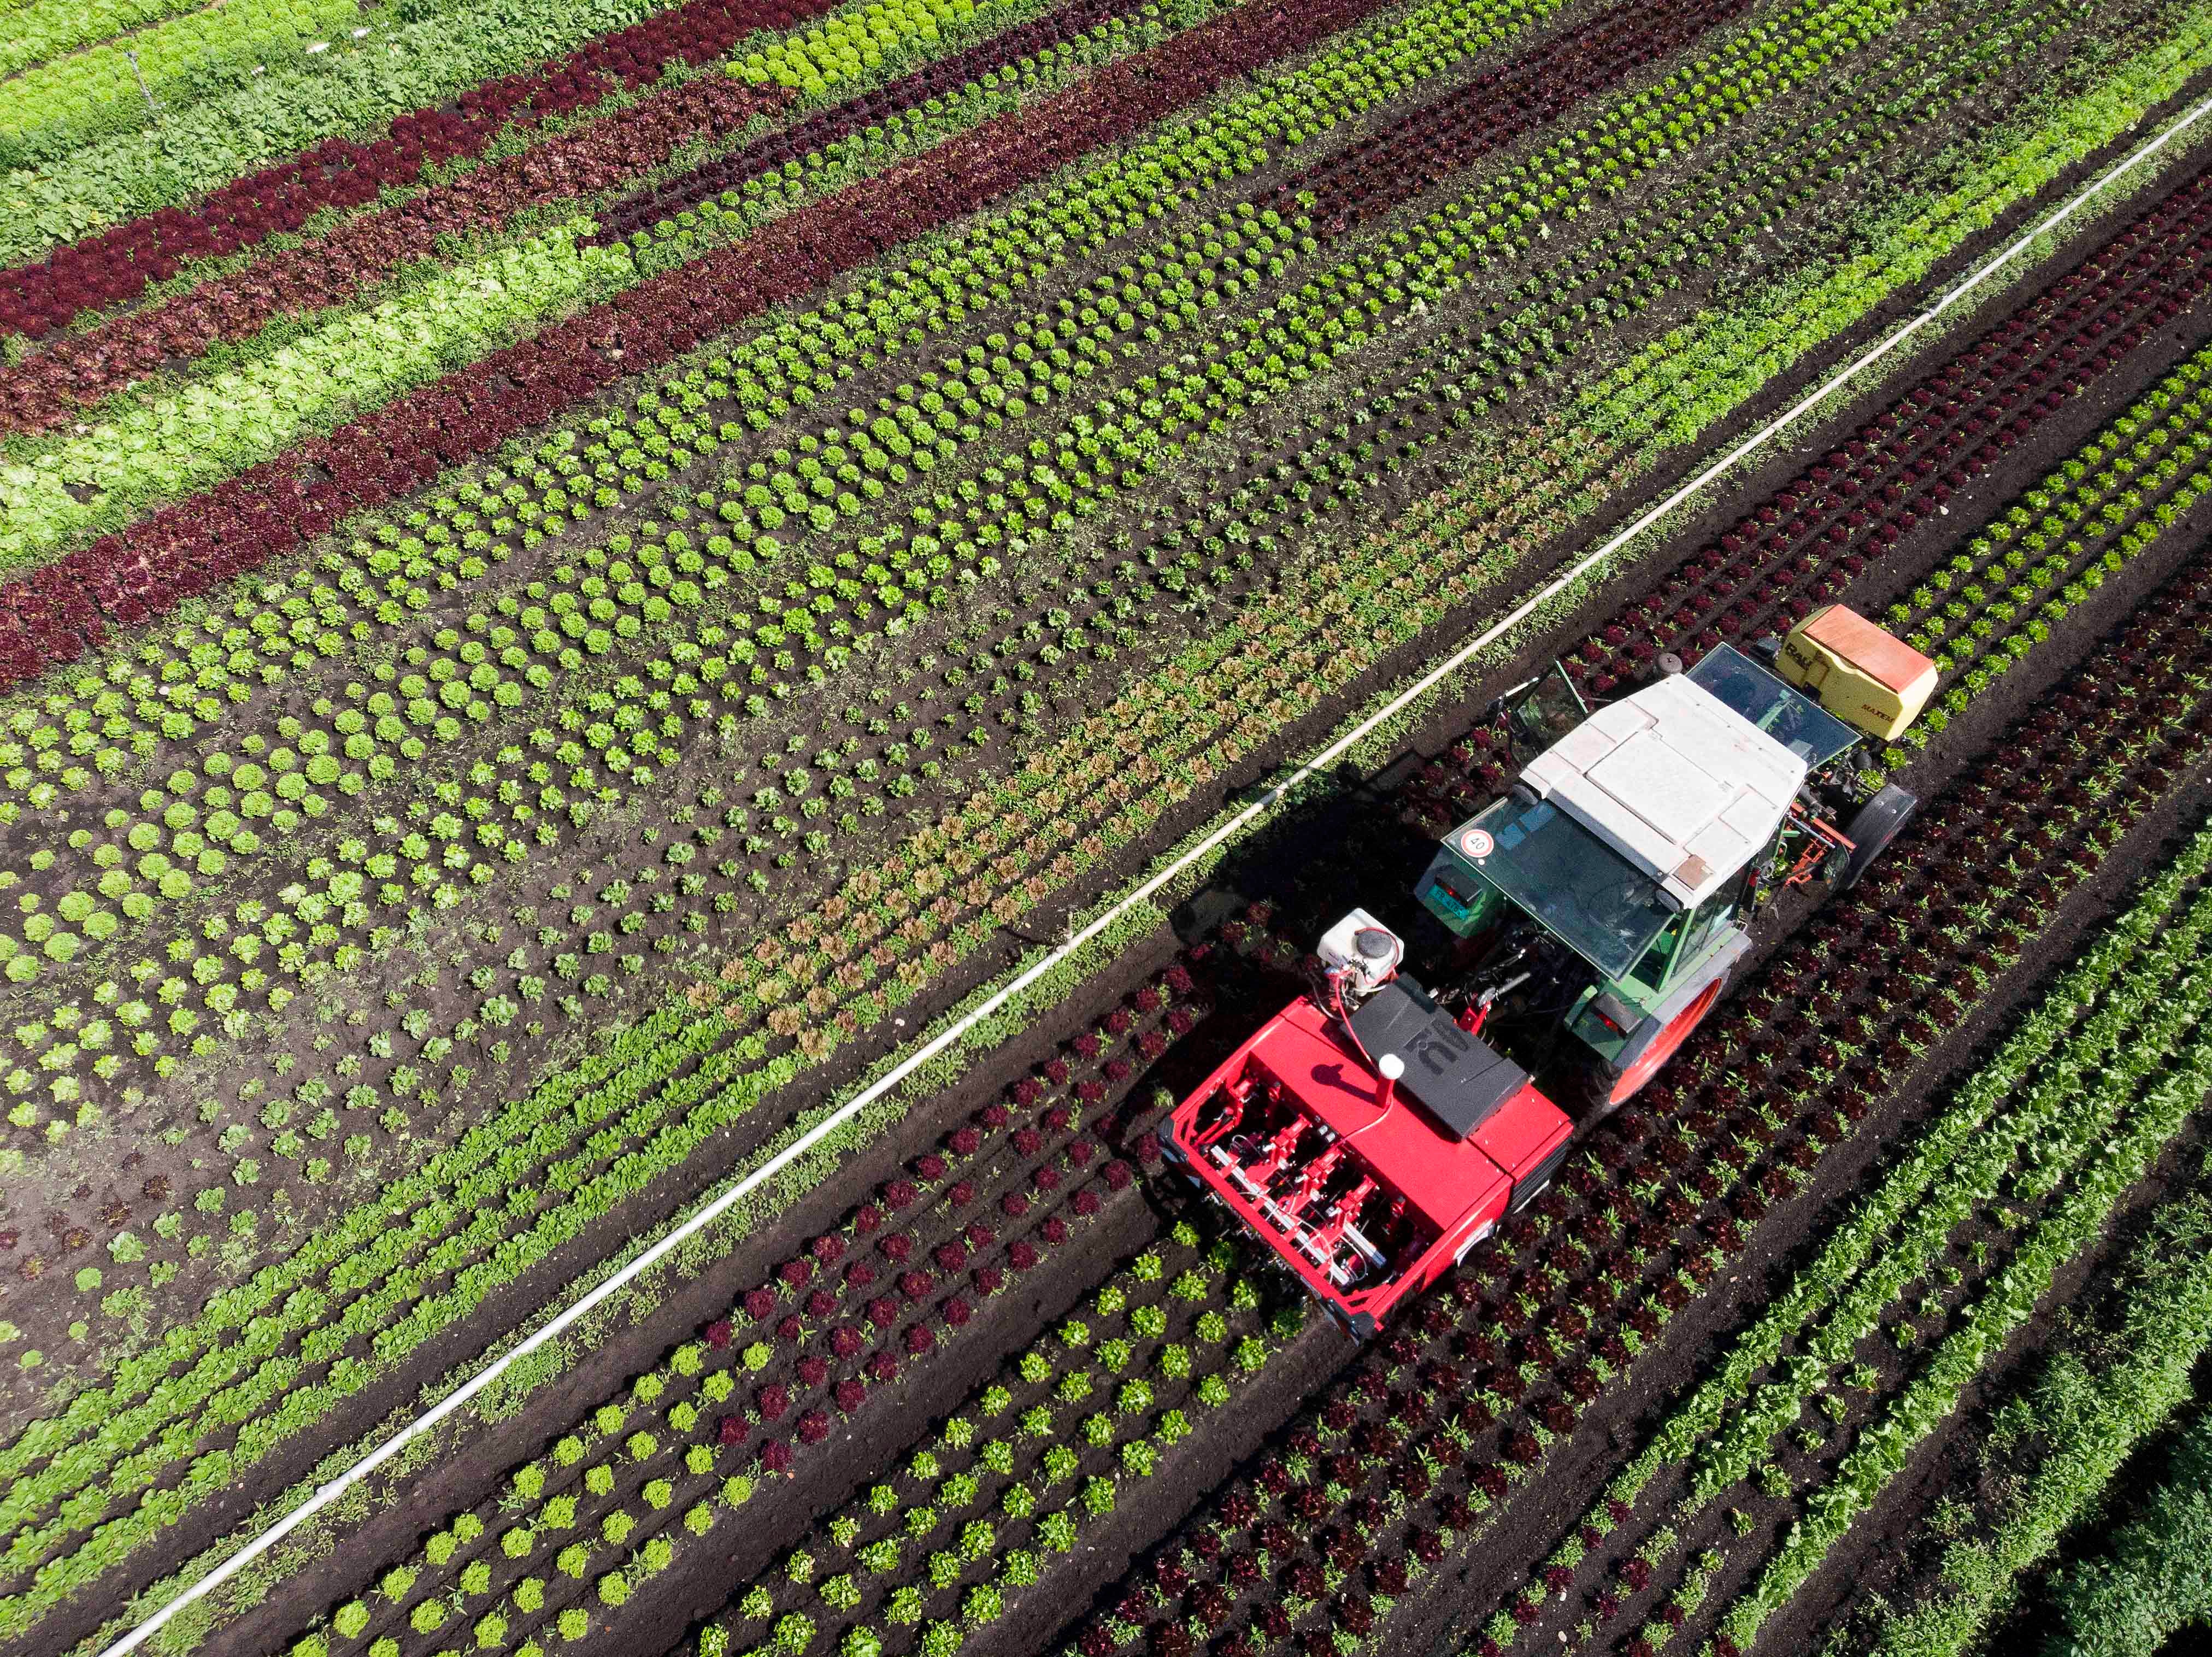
[1160, 610, 1931, 1336]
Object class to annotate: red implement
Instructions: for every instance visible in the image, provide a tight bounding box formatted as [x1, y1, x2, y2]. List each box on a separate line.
[1159, 993, 1571, 1338]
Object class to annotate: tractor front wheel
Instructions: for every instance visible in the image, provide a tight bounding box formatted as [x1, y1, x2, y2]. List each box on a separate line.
[1574, 974, 1726, 1114]
[1839, 784, 1919, 891]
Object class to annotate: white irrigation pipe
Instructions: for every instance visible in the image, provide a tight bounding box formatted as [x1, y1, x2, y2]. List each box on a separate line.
[97, 80, 2212, 1657]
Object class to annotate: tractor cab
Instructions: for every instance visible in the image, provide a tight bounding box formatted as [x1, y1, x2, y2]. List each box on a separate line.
[1160, 607, 1932, 1339]
[1418, 663, 1808, 1107]
[1417, 620, 1923, 1108]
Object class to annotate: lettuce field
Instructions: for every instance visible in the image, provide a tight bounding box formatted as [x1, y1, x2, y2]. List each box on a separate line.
[7, 2, 2212, 1656]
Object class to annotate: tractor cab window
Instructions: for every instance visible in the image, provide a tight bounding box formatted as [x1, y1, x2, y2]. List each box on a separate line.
[1510, 663, 1589, 749]
[1632, 863, 1750, 993]
[1455, 794, 1679, 980]
[1628, 911, 1687, 992]
[1686, 644, 1859, 767]
[1675, 863, 1752, 972]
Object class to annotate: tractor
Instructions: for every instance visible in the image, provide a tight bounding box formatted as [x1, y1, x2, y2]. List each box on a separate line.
[1157, 605, 1937, 1338]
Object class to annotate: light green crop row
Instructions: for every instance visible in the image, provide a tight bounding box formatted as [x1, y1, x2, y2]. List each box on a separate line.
[1870, 343, 2212, 768]
[1713, 1021, 2212, 1648]
[0, 0, 966, 263]
[0, 0, 214, 78]
[0, 224, 631, 565]
[690, 1227, 1290, 1657]
[314, 1218, 1256, 1657]
[1851, 1197, 2212, 1657]
[0, 0, 367, 173]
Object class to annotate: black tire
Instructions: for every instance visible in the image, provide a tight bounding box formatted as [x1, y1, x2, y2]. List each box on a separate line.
[1840, 784, 1919, 890]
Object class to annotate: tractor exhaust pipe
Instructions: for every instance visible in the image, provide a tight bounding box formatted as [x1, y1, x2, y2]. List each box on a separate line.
[1375, 1051, 1404, 1111]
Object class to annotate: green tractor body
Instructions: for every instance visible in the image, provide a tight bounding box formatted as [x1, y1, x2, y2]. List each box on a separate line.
[1415, 643, 1895, 1107]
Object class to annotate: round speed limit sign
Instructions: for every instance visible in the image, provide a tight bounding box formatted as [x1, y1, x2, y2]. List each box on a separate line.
[1460, 827, 1495, 860]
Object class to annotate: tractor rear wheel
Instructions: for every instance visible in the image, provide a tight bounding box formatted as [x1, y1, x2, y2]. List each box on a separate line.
[1575, 974, 1726, 1114]
[1839, 784, 1919, 891]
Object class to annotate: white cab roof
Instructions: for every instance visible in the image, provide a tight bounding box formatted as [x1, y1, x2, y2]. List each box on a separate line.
[1520, 674, 1805, 907]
